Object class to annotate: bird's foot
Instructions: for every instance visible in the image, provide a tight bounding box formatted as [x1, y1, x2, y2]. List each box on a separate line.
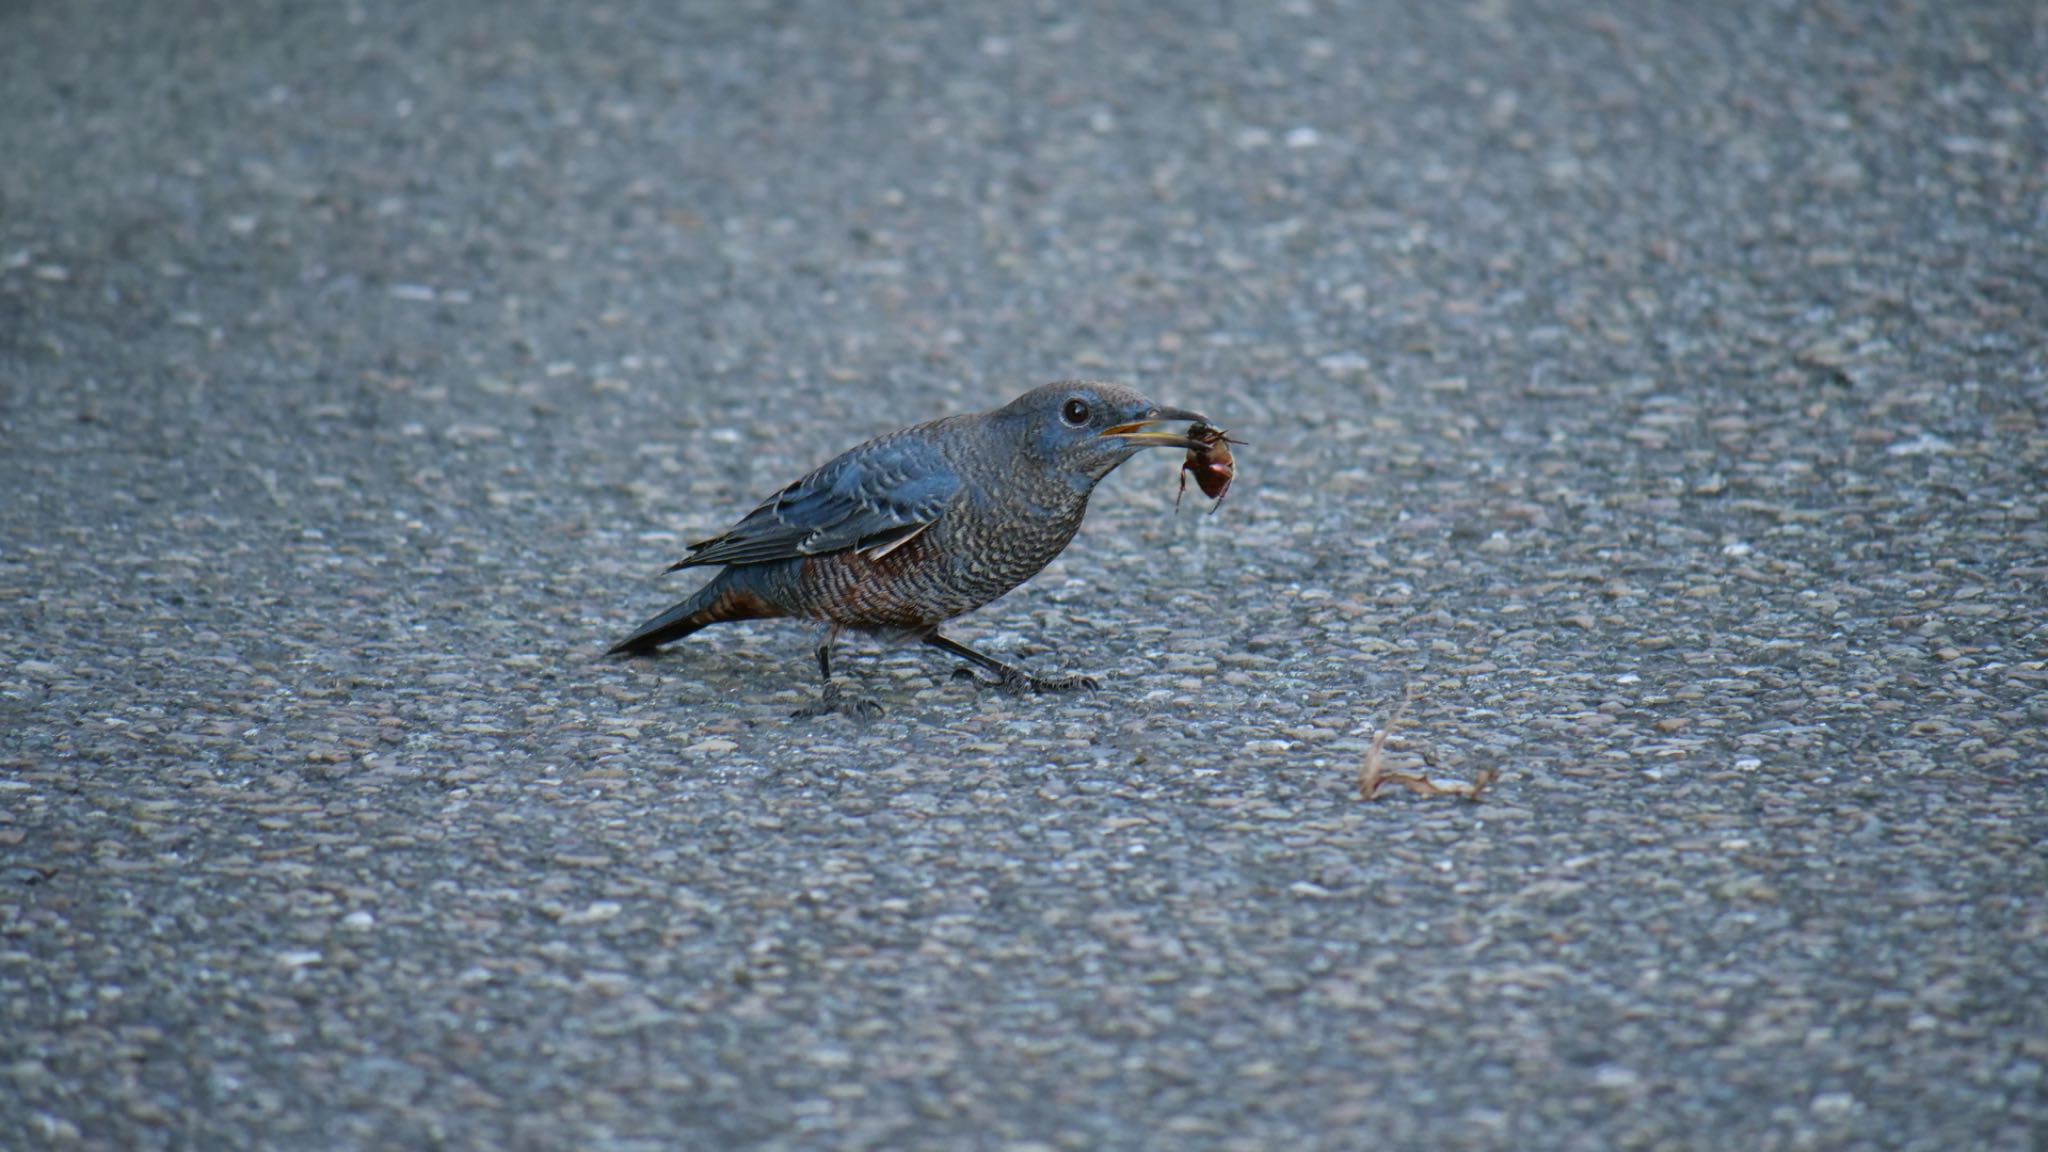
[792, 683, 885, 720]
[951, 666, 1101, 695]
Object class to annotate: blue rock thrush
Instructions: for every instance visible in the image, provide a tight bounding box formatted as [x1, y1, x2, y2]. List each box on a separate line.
[609, 381, 1212, 715]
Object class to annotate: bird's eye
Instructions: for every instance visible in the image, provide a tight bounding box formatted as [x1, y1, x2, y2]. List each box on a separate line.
[1061, 398, 1091, 426]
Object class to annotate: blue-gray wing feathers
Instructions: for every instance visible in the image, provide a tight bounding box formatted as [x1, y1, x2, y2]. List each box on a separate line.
[671, 436, 960, 569]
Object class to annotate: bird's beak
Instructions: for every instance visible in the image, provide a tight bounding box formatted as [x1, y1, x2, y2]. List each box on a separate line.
[1101, 405, 1211, 450]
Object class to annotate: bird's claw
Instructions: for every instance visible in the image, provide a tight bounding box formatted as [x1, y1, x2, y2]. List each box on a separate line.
[951, 666, 1099, 695]
[792, 683, 884, 720]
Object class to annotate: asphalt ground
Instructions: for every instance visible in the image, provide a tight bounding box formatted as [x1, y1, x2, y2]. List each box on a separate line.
[3, 1, 2045, 1149]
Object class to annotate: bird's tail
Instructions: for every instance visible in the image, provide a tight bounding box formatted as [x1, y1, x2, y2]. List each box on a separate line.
[607, 570, 777, 656]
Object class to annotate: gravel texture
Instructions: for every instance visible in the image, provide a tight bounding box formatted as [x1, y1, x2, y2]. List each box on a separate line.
[3, 1, 2044, 1149]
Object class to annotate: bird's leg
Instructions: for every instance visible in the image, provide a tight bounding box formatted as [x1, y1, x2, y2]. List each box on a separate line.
[927, 632, 1100, 694]
[930, 634, 1026, 687]
[793, 626, 883, 719]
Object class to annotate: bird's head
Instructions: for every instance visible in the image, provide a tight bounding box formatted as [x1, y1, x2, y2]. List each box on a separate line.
[1000, 380, 1211, 490]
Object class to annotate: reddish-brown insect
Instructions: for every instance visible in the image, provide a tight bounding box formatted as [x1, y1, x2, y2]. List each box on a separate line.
[1177, 421, 1239, 512]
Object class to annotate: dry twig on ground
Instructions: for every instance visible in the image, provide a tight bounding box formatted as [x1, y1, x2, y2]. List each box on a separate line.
[1358, 688, 1500, 802]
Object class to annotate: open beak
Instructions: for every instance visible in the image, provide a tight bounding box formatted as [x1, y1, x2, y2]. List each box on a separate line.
[1101, 405, 1211, 450]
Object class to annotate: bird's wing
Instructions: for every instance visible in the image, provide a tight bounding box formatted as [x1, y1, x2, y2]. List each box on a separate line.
[671, 434, 962, 569]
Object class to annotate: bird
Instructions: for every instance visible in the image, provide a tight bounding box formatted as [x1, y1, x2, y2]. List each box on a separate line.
[609, 380, 1212, 716]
